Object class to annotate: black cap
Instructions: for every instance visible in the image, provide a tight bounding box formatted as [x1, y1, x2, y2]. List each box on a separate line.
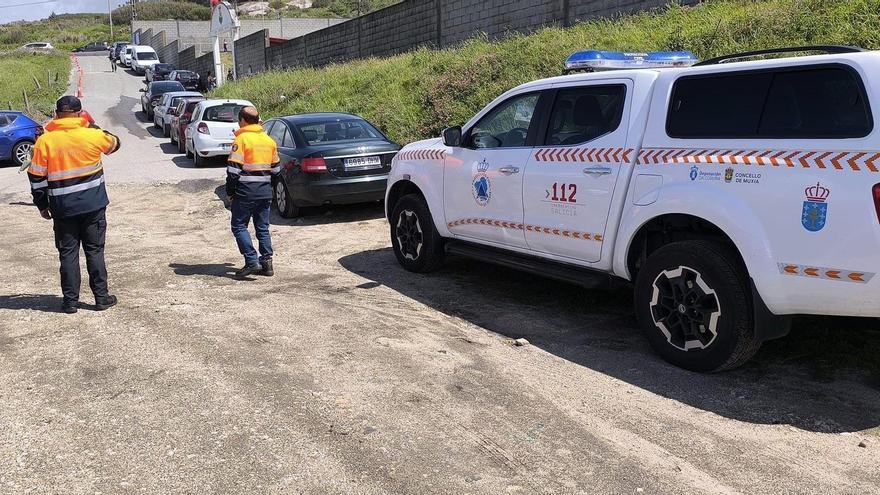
[55, 95, 82, 113]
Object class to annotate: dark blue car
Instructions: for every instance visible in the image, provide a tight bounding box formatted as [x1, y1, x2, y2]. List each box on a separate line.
[0, 111, 43, 167]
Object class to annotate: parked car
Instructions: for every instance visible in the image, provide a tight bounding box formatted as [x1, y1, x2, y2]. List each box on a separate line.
[170, 97, 206, 153]
[184, 99, 254, 167]
[386, 46, 880, 372]
[131, 45, 160, 75]
[265, 113, 400, 218]
[146, 63, 175, 82]
[168, 70, 201, 91]
[0, 111, 43, 167]
[73, 42, 107, 53]
[122, 46, 134, 67]
[140, 80, 186, 119]
[20, 42, 54, 51]
[112, 41, 130, 61]
[153, 91, 202, 137]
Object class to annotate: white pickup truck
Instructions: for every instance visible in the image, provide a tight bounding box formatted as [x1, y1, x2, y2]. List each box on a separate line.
[385, 47, 880, 372]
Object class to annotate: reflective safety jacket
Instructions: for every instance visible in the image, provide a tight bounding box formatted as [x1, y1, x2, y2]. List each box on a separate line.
[226, 124, 281, 201]
[28, 117, 120, 218]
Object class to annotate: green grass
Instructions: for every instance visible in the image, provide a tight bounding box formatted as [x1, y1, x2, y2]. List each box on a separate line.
[213, 0, 880, 145]
[0, 52, 71, 121]
[0, 13, 126, 51]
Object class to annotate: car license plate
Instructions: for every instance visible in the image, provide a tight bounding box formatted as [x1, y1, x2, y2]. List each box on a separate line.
[344, 156, 383, 170]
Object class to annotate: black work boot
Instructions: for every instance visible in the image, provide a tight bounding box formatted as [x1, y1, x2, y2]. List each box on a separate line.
[95, 295, 118, 311]
[259, 259, 274, 277]
[62, 301, 79, 314]
[235, 263, 261, 279]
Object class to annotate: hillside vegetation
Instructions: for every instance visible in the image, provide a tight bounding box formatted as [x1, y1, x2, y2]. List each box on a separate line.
[0, 14, 123, 51]
[111, 1, 212, 24]
[0, 52, 71, 120]
[213, 0, 880, 145]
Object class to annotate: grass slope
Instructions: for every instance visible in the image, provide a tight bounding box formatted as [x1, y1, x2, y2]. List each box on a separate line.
[0, 52, 72, 121]
[213, 0, 880, 145]
[0, 14, 124, 52]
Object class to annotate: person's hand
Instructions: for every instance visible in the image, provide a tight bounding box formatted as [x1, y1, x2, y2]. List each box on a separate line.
[40, 208, 51, 220]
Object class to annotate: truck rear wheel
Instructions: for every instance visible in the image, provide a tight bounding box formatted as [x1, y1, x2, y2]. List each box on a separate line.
[390, 194, 444, 273]
[634, 240, 761, 372]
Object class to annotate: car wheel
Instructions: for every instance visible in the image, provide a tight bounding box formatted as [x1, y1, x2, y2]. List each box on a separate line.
[11, 141, 33, 168]
[185, 140, 193, 159]
[390, 193, 445, 273]
[274, 179, 300, 218]
[193, 149, 205, 167]
[634, 240, 761, 372]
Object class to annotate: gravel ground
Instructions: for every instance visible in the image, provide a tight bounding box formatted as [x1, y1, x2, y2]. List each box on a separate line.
[0, 54, 878, 495]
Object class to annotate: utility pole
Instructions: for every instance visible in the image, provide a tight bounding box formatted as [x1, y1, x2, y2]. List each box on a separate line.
[108, 0, 114, 41]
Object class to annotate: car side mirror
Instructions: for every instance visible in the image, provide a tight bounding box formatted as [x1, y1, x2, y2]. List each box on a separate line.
[139, 88, 146, 92]
[442, 126, 463, 147]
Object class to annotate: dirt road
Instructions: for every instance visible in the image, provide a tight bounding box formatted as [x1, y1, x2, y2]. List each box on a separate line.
[0, 55, 878, 495]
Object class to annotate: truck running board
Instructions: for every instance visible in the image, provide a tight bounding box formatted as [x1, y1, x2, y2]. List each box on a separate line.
[444, 240, 613, 289]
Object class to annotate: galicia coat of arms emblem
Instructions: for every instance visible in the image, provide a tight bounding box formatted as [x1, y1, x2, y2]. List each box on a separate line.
[801, 182, 830, 232]
[472, 158, 491, 206]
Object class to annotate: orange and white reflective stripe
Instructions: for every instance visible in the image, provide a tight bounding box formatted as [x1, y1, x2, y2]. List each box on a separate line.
[48, 162, 102, 181]
[28, 163, 48, 176]
[229, 151, 245, 163]
[778, 263, 874, 283]
[638, 148, 880, 172]
[447, 218, 603, 242]
[533, 147, 633, 164]
[242, 163, 273, 172]
[47, 175, 105, 196]
[398, 149, 446, 160]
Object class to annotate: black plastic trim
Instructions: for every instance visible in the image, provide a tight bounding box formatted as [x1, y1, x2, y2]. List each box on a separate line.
[750, 279, 792, 342]
[694, 45, 865, 66]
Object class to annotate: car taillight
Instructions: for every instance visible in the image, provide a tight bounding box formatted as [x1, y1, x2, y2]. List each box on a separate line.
[300, 157, 327, 173]
[197, 122, 209, 134]
[873, 183, 880, 224]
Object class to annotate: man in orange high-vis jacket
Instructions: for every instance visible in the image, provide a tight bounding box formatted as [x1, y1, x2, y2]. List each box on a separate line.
[226, 106, 280, 279]
[28, 96, 121, 314]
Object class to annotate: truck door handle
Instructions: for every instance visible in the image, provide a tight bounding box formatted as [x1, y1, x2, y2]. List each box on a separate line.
[499, 166, 520, 175]
[583, 166, 612, 175]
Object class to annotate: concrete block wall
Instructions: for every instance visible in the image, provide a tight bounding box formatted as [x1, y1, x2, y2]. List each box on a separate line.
[360, 0, 436, 59]
[439, 0, 561, 46]
[233, 30, 269, 77]
[133, 0, 708, 80]
[158, 40, 180, 68]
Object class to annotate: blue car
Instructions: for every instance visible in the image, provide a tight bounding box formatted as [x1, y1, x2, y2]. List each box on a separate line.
[0, 111, 43, 167]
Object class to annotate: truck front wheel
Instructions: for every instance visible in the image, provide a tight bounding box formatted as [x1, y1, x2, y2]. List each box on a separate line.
[390, 194, 444, 273]
[634, 240, 761, 372]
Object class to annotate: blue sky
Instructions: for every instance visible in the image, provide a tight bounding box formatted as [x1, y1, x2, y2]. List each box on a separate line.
[0, 0, 130, 24]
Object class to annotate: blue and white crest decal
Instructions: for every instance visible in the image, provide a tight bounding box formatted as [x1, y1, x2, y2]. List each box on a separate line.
[801, 182, 830, 232]
[472, 158, 491, 207]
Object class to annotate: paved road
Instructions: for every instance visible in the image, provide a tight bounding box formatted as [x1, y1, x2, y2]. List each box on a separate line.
[0, 55, 878, 495]
[0, 55, 220, 196]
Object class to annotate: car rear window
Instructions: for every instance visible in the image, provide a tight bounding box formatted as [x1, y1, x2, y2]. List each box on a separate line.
[204, 104, 245, 123]
[177, 71, 198, 80]
[296, 119, 383, 145]
[155, 64, 174, 72]
[153, 82, 185, 94]
[667, 65, 872, 139]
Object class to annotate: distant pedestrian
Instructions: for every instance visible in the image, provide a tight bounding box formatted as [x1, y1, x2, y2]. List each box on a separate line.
[110, 57, 117, 72]
[205, 71, 216, 92]
[27, 96, 121, 314]
[226, 106, 280, 278]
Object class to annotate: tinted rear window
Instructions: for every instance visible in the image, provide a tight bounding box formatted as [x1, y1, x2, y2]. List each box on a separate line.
[296, 119, 383, 145]
[155, 64, 174, 72]
[667, 65, 872, 139]
[204, 104, 245, 122]
[137, 52, 158, 60]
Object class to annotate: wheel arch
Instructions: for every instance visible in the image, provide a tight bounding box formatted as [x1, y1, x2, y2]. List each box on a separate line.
[385, 179, 424, 221]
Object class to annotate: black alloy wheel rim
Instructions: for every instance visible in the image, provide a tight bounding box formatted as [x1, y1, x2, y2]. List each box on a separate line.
[650, 266, 721, 351]
[396, 210, 423, 261]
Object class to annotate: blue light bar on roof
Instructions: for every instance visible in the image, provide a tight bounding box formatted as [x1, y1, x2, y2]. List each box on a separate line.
[564, 50, 699, 72]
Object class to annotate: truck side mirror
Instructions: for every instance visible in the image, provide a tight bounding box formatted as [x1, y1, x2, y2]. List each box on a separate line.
[442, 126, 462, 148]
